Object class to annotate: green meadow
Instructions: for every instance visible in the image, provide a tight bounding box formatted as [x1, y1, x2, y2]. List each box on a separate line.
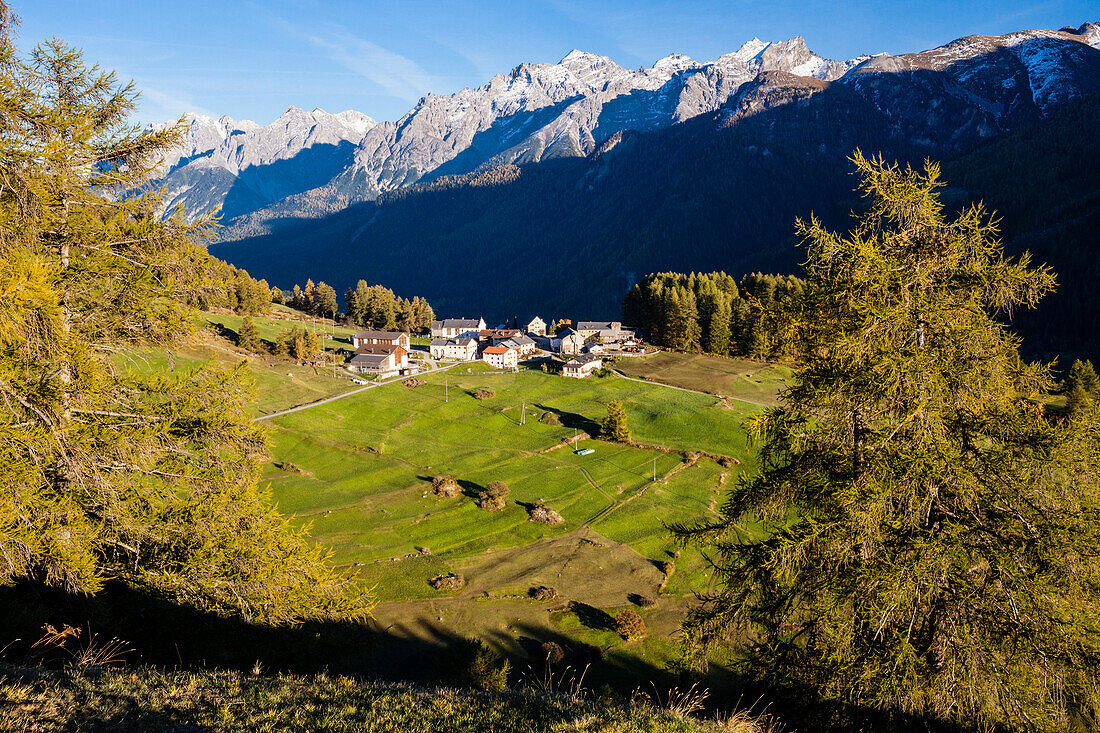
[615, 351, 793, 406]
[118, 321, 776, 674]
[262, 362, 765, 669]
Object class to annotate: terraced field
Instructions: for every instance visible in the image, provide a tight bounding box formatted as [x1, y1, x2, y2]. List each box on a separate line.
[262, 362, 767, 675]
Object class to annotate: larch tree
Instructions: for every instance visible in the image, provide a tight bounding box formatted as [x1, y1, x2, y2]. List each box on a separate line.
[673, 153, 1100, 731]
[236, 315, 264, 354]
[600, 401, 631, 443]
[0, 18, 369, 624]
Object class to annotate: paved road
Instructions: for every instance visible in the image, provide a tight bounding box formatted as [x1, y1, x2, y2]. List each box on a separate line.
[611, 369, 771, 409]
[254, 358, 461, 422]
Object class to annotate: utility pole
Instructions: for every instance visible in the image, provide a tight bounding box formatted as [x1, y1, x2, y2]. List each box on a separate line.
[445, 377, 448, 403]
[653, 456, 656, 482]
[521, 401, 525, 426]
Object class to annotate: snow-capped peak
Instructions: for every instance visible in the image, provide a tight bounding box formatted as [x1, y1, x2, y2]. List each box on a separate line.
[651, 53, 700, 74]
[734, 37, 771, 63]
[560, 49, 610, 66]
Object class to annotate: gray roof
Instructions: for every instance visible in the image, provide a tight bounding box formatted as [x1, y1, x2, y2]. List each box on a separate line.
[431, 337, 476, 347]
[577, 321, 619, 330]
[512, 334, 535, 346]
[350, 353, 390, 365]
[354, 329, 406, 340]
[439, 318, 482, 328]
[556, 327, 580, 338]
[565, 354, 603, 366]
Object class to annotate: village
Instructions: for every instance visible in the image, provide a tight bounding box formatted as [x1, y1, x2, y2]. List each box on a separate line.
[343, 315, 642, 380]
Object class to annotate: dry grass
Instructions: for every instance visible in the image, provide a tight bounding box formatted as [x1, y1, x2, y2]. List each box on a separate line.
[1, 665, 744, 732]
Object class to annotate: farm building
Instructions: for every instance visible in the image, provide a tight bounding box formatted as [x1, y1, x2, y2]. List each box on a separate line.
[576, 321, 635, 343]
[349, 344, 409, 376]
[351, 329, 410, 350]
[429, 337, 478, 361]
[561, 354, 603, 378]
[431, 317, 486, 338]
[482, 345, 519, 370]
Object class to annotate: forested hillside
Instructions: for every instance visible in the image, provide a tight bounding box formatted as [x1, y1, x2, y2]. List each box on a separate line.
[940, 94, 1100, 365]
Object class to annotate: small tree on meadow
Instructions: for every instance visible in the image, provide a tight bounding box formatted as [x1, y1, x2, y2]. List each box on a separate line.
[236, 315, 264, 353]
[600, 401, 631, 443]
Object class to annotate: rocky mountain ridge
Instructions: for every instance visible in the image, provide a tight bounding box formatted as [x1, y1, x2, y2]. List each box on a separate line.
[155, 22, 1099, 242]
[152, 35, 867, 224]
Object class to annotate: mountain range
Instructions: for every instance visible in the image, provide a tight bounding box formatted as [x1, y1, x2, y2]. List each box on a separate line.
[155, 21, 1100, 361]
[153, 35, 879, 226]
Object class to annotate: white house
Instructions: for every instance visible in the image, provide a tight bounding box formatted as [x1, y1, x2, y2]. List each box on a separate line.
[431, 318, 486, 339]
[523, 316, 547, 336]
[429, 337, 478, 361]
[561, 354, 603, 378]
[482, 345, 519, 370]
[556, 328, 586, 355]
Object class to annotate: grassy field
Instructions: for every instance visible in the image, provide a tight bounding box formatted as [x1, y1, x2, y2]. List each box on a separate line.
[112, 311, 359, 416]
[111, 324, 780, 683]
[261, 362, 764, 676]
[201, 309, 359, 349]
[614, 352, 792, 406]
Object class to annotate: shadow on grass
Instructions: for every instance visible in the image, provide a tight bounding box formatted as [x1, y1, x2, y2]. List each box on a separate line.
[0, 580, 992, 732]
[567, 602, 616, 633]
[456, 479, 485, 499]
[532, 404, 600, 435]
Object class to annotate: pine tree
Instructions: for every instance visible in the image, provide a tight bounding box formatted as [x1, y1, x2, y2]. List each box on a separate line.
[599, 401, 631, 443]
[674, 154, 1100, 731]
[703, 292, 731, 355]
[236, 315, 264, 353]
[1066, 359, 1100, 399]
[312, 281, 338, 319]
[0, 28, 367, 624]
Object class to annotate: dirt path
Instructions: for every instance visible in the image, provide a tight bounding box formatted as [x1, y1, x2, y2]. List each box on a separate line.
[253, 361, 465, 422]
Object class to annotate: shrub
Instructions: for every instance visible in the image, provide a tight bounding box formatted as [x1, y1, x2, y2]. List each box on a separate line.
[656, 560, 675, 578]
[539, 641, 565, 665]
[629, 594, 658, 609]
[527, 503, 564, 525]
[539, 411, 561, 426]
[478, 481, 510, 511]
[614, 609, 646, 641]
[530, 586, 559, 602]
[403, 378, 426, 388]
[473, 388, 496, 400]
[431, 475, 459, 498]
[452, 638, 510, 691]
[429, 573, 465, 591]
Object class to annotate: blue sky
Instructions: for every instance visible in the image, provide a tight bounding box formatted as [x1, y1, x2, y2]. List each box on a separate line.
[17, 1, 1097, 125]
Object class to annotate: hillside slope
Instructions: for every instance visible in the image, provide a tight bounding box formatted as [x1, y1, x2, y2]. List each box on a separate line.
[2, 666, 734, 732]
[941, 94, 1100, 364]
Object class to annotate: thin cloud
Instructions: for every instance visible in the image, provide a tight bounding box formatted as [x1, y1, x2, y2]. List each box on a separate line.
[308, 32, 438, 102]
[134, 84, 213, 124]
